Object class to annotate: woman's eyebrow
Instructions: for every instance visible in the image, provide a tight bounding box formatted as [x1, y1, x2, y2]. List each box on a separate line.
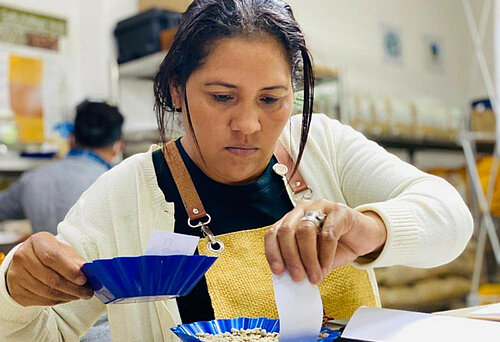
[205, 81, 237, 88]
[205, 82, 288, 91]
[261, 85, 288, 91]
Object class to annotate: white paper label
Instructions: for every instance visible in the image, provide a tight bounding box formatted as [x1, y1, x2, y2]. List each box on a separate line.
[145, 231, 199, 256]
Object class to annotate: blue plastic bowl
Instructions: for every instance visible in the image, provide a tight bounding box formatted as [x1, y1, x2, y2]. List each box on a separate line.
[81, 255, 217, 304]
[171, 317, 340, 342]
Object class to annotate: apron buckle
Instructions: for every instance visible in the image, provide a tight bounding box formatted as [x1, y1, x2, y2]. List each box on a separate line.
[293, 186, 313, 201]
[201, 225, 225, 253]
[187, 214, 212, 228]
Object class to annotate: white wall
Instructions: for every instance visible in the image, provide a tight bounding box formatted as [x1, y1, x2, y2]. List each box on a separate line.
[0, 0, 137, 107]
[461, 0, 495, 103]
[286, 0, 490, 108]
[119, 78, 158, 132]
[77, 0, 153, 133]
[0, 0, 81, 107]
[78, 0, 137, 102]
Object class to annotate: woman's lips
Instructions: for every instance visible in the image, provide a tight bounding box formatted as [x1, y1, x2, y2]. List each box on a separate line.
[225, 147, 259, 157]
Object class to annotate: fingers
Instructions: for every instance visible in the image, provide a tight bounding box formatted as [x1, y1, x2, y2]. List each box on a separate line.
[265, 221, 285, 275]
[300, 200, 339, 282]
[270, 200, 324, 284]
[274, 205, 308, 281]
[318, 224, 337, 277]
[266, 200, 376, 284]
[14, 285, 67, 307]
[295, 217, 323, 284]
[7, 232, 93, 307]
[26, 243, 93, 299]
[31, 233, 88, 286]
[318, 204, 355, 272]
[17, 265, 82, 302]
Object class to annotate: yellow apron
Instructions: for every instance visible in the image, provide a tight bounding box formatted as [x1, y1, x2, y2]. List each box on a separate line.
[163, 141, 377, 321]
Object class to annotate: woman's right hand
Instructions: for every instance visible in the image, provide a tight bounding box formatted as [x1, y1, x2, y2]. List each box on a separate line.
[5, 232, 94, 307]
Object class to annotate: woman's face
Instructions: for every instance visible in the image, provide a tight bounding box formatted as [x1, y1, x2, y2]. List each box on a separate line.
[171, 36, 294, 185]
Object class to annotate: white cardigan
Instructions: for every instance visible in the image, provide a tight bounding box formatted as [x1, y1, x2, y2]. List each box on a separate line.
[0, 115, 473, 342]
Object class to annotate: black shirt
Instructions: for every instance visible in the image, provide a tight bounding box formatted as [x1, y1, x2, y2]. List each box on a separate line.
[152, 139, 294, 323]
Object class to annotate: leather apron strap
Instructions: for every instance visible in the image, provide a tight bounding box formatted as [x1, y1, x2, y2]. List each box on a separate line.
[273, 142, 309, 194]
[163, 141, 208, 222]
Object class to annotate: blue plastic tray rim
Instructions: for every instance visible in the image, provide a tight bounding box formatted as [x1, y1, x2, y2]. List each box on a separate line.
[171, 317, 340, 342]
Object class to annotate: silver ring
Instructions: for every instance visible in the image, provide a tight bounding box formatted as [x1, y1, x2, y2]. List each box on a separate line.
[300, 211, 326, 230]
[207, 240, 225, 253]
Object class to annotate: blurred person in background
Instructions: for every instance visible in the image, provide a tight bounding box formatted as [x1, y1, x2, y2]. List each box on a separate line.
[0, 99, 123, 342]
[0, 100, 124, 234]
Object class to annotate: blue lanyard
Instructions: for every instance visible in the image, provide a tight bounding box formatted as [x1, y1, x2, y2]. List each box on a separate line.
[67, 149, 113, 170]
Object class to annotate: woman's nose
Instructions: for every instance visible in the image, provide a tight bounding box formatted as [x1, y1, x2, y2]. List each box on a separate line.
[229, 103, 262, 135]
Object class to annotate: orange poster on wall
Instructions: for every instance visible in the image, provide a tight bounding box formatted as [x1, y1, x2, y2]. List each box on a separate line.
[9, 55, 44, 143]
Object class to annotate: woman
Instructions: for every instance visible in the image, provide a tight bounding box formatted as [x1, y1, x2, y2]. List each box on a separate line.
[0, 0, 472, 341]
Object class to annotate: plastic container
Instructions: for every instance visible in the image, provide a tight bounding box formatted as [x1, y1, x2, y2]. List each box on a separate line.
[114, 8, 181, 64]
[81, 254, 217, 304]
[471, 98, 495, 133]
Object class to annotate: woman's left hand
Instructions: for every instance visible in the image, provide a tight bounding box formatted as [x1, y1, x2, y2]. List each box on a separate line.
[264, 199, 387, 285]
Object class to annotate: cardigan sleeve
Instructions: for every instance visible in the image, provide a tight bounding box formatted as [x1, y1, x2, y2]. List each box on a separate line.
[0, 189, 106, 341]
[328, 117, 473, 269]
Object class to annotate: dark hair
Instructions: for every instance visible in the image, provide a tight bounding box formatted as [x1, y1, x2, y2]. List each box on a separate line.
[154, 0, 314, 173]
[73, 100, 124, 148]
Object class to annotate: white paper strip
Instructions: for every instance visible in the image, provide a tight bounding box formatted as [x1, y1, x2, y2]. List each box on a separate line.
[145, 231, 199, 256]
[342, 306, 500, 342]
[272, 271, 323, 342]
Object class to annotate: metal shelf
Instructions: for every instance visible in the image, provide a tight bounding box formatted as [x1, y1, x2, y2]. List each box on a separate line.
[367, 134, 495, 164]
[118, 51, 168, 80]
[370, 135, 495, 154]
[0, 153, 52, 172]
[118, 52, 338, 84]
[314, 65, 339, 85]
